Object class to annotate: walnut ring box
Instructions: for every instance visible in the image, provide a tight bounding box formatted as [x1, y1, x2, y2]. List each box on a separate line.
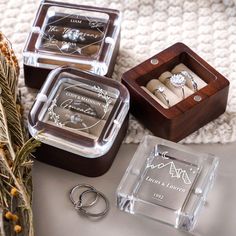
[28, 67, 129, 176]
[122, 43, 229, 142]
[23, 0, 121, 89]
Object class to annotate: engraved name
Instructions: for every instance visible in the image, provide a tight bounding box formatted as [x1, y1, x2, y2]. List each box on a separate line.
[70, 19, 83, 24]
[65, 92, 101, 106]
[63, 27, 99, 39]
[145, 176, 186, 193]
[61, 41, 77, 47]
[60, 99, 97, 116]
[48, 26, 99, 39]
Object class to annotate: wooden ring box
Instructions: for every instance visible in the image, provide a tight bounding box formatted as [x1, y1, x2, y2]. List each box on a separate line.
[122, 42, 230, 142]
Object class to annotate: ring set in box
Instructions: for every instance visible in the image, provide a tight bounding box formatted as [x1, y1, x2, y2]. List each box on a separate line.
[117, 135, 219, 231]
[28, 67, 129, 176]
[23, 0, 121, 89]
[122, 43, 229, 142]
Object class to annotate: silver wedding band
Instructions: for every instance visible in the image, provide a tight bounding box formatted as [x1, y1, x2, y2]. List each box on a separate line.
[180, 71, 198, 92]
[70, 184, 98, 208]
[69, 184, 110, 218]
[77, 189, 110, 217]
[153, 86, 170, 108]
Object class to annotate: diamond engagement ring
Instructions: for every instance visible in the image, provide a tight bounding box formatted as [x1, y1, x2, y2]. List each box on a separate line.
[168, 73, 186, 99]
[180, 71, 198, 92]
[63, 29, 85, 42]
[153, 86, 170, 108]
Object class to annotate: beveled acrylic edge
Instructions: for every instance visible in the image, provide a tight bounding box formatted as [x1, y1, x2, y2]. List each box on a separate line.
[116, 134, 219, 203]
[116, 134, 219, 231]
[23, 0, 122, 72]
[28, 66, 130, 158]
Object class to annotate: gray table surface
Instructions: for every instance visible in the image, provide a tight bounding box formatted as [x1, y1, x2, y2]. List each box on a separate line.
[33, 142, 236, 236]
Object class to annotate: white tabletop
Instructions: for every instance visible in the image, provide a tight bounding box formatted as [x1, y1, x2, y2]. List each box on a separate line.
[33, 142, 236, 236]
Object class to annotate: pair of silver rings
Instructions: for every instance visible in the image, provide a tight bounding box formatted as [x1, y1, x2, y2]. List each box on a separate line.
[153, 71, 198, 107]
[70, 184, 109, 218]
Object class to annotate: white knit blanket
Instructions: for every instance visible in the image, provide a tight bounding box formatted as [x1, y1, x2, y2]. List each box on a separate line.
[1, 0, 236, 144]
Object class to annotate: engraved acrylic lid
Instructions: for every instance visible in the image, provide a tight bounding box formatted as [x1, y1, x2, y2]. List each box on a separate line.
[28, 67, 129, 158]
[117, 135, 219, 231]
[23, 0, 121, 75]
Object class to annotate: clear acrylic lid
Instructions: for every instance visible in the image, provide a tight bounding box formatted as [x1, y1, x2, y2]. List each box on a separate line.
[23, 0, 121, 75]
[28, 67, 129, 158]
[117, 135, 219, 231]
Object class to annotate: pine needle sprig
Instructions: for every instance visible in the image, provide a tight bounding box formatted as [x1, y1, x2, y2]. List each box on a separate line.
[0, 55, 24, 148]
[0, 32, 40, 236]
[13, 138, 41, 196]
[0, 93, 16, 159]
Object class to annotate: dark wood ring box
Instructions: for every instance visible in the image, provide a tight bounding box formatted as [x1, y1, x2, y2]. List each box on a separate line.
[23, 0, 121, 89]
[122, 42, 229, 142]
[28, 67, 130, 176]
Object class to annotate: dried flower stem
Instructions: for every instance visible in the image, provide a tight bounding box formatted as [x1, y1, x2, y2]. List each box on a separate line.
[0, 32, 40, 236]
[0, 98, 15, 159]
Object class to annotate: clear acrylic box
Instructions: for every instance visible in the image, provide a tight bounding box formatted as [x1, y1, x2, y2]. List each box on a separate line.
[28, 66, 129, 176]
[23, 0, 121, 88]
[117, 135, 218, 231]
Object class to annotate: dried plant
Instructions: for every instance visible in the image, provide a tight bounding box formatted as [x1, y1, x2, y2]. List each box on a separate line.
[0, 32, 40, 236]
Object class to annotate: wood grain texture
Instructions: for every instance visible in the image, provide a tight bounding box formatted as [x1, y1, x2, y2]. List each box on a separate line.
[32, 115, 128, 177]
[122, 42, 230, 142]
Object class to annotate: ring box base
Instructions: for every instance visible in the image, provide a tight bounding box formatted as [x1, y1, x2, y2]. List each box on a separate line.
[33, 115, 128, 177]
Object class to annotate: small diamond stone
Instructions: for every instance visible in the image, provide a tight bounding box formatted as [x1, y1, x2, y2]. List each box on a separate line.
[158, 86, 165, 93]
[64, 29, 80, 41]
[170, 74, 186, 87]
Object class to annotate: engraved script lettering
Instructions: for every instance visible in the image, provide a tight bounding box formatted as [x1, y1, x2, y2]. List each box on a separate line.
[48, 26, 99, 39]
[145, 176, 186, 193]
[48, 26, 59, 32]
[60, 99, 97, 117]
